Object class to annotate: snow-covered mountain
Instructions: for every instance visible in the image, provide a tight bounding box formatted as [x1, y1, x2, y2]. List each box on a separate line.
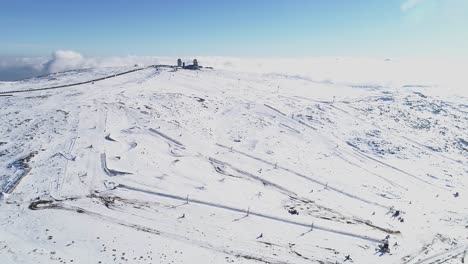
[0, 65, 467, 264]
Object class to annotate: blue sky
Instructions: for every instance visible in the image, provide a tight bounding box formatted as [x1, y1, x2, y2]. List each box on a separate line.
[1, 0, 467, 58]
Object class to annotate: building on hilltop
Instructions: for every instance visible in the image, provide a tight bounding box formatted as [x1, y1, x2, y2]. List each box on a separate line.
[178, 58, 201, 70]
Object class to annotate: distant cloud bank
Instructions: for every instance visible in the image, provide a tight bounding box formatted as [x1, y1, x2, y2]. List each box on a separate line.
[0, 50, 466, 97]
[0, 50, 162, 81]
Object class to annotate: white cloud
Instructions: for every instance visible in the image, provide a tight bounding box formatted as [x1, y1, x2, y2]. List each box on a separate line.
[44, 50, 85, 73]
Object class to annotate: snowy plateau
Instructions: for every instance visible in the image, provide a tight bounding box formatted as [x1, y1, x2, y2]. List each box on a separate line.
[0, 62, 467, 264]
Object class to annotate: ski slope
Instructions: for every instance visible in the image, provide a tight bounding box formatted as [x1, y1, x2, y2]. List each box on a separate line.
[0, 65, 467, 264]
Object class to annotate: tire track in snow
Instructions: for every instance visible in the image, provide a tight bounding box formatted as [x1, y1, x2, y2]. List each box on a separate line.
[291, 113, 431, 190]
[28, 198, 325, 264]
[216, 143, 391, 210]
[209, 157, 297, 197]
[148, 128, 184, 147]
[148, 128, 185, 157]
[263, 103, 408, 191]
[334, 151, 408, 191]
[209, 157, 399, 233]
[57, 137, 77, 198]
[408, 245, 467, 264]
[345, 142, 448, 190]
[265, 101, 445, 191]
[116, 183, 384, 243]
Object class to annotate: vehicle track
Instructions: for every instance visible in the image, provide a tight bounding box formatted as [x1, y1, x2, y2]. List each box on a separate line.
[215, 143, 391, 210]
[210, 157, 400, 234]
[263, 103, 411, 190]
[346, 143, 448, 190]
[116, 183, 385, 243]
[409, 245, 467, 264]
[28, 198, 289, 264]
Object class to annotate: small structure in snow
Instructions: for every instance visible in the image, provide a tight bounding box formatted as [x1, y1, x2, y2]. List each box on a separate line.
[177, 58, 201, 70]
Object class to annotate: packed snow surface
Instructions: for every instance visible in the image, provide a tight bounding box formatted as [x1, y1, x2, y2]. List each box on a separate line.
[0, 65, 467, 264]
